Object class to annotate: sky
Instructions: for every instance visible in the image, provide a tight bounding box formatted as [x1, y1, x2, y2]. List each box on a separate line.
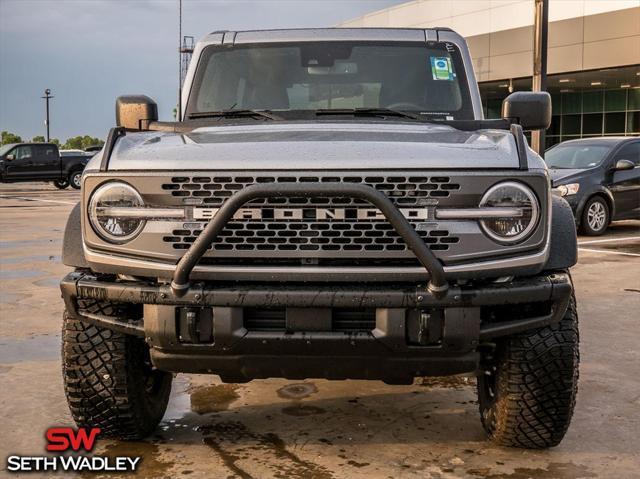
[0, 0, 404, 142]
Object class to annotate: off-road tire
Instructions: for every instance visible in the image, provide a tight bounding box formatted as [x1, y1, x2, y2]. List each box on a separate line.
[62, 301, 172, 440]
[477, 291, 579, 448]
[53, 179, 69, 189]
[69, 170, 83, 189]
[580, 196, 609, 236]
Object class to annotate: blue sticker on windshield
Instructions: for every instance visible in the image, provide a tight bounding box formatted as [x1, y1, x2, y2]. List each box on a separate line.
[430, 56, 454, 81]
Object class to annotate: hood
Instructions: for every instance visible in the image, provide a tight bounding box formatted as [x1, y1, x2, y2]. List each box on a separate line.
[99, 122, 523, 171]
[548, 168, 588, 186]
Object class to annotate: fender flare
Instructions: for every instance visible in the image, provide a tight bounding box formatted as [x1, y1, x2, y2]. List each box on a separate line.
[62, 202, 89, 268]
[575, 186, 615, 225]
[544, 195, 578, 271]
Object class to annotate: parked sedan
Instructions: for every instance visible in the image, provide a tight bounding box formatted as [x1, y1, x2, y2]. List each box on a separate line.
[546, 137, 639, 235]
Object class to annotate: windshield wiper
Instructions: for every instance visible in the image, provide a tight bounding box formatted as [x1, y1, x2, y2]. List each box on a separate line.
[188, 109, 282, 121]
[315, 107, 423, 121]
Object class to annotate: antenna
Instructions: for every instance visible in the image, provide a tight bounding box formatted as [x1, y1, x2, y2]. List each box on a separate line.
[177, 0, 194, 121]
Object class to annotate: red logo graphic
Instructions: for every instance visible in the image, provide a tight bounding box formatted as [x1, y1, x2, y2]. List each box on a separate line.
[46, 427, 101, 452]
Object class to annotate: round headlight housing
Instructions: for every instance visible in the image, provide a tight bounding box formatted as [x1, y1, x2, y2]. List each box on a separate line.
[479, 182, 539, 243]
[89, 182, 145, 243]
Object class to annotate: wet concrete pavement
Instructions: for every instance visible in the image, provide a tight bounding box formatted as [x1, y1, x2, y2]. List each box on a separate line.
[1, 183, 639, 478]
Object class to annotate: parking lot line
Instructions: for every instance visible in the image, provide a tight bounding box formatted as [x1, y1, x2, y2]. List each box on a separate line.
[578, 236, 640, 245]
[0, 195, 76, 206]
[578, 247, 640, 257]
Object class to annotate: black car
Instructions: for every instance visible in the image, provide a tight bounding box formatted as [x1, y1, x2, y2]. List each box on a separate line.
[546, 137, 640, 235]
[0, 142, 90, 189]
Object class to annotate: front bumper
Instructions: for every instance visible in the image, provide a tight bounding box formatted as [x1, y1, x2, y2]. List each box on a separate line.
[61, 271, 572, 383]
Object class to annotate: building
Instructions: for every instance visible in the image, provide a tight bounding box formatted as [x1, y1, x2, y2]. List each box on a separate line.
[338, 0, 640, 147]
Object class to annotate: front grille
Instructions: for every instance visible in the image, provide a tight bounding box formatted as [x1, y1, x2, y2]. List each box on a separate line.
[161, 175, 461, 254]
[162, 175, 460, 206]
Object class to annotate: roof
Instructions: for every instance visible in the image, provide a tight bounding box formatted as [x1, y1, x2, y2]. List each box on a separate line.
[200, 27, 458, 45]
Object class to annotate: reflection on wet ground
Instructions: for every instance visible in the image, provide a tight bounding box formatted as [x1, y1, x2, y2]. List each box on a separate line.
[0, 269, 48, 280]
[0, 254, 60, 265]
[99, 441, 175, 479]
[277, 382, 318, 400]
[0, 334, 60, 363]
[471, 462, 597, 478]
[190, 384, 240, 414]
[201, 421, 335, 479]
[0, 238, 62, 249]
[419, 375, 474, 389]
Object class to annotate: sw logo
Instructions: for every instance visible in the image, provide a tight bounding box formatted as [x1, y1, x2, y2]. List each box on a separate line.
[5, 427, 141, 473]
[46, 427, 101, 452]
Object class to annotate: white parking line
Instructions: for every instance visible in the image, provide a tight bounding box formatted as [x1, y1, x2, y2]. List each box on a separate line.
[578, 236, 640, 245]
[579, 247, 640, 257]
[0, 195, 76, 206]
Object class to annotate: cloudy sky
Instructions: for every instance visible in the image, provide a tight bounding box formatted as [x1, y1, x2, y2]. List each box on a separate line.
[0, 0, 404, 142]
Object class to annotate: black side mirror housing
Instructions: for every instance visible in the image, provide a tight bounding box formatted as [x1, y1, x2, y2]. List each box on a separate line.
[5, 153, 14, 161]
[116, 95, 158, 130]
[502, 91, 552, 130]
[614, 159, 635, 171]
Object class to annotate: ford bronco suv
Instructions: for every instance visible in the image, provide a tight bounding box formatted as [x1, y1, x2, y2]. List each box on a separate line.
[60, 28, 579, 448]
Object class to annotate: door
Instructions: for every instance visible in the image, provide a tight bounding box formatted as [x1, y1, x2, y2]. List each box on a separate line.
[608, 141, 640, 220]
[32, 144, 60, 179]
[4, 145, 35, 180]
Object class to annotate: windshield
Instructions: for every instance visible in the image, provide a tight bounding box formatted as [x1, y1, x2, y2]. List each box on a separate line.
[0, 144, 17, 156]
[545, 144, 613, 169]
[186, 41, 473, 120]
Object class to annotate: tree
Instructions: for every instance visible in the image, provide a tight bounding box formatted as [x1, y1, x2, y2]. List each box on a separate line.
[50, 138, 60, 146]
[62, 135, 104, 150]
[32, 135, 46, 143]
[1, 131, 22, 145]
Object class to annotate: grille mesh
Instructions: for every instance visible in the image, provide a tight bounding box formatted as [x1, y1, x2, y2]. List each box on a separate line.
[162, 175, 460, 206]
[161, 175, 461, 254]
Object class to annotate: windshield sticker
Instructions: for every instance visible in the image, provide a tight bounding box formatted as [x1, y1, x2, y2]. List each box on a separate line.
[430, 57, 454, 81]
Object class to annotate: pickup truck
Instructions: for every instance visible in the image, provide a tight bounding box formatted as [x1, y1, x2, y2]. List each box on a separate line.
[60, 28, 579, 449]
[0, 142, 91, 189]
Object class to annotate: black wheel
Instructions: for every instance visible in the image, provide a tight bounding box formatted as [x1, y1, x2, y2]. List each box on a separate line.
[478, 290, 579, 448]
[62, 301, 172, 440]
[69, 170, 83, 190]
[580, 196, 609, 236]
[53, 179, 69, 189]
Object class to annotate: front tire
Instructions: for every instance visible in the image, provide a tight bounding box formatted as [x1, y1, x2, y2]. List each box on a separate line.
[477, 292, 579, 448]
[69, 170, 83, 190]
[53, 179, 69, 189]
[62, 302, 172, 440]
[580, 196, 609, 236]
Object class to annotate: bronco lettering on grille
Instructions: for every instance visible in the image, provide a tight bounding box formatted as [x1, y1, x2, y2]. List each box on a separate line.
[193, 207, 430, 221]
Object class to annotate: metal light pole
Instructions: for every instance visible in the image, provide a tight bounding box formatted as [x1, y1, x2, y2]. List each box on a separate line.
[41, 88, 54, 142]
[531, 0, 549, 156]
[178, 0, 182, 121]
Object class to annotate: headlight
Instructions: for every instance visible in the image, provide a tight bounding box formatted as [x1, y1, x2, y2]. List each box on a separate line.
[479, 181, 539, 243]
[89, 182, 145, 243]
[552, 183, 580, 197]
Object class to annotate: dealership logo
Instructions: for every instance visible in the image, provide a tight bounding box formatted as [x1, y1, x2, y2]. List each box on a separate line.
[194, 207, 431, 221]
[46, 427, 100, 452]
[6, 427, 141, 473]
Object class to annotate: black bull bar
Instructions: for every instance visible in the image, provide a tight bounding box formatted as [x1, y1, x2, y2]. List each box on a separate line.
[169, 182, 449, 297]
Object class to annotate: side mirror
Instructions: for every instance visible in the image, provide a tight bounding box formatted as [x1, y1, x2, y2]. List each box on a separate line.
[502, 91, 552, 130]
[5, 154, 14, 161]
[116, 95, 158, 130]
[614, 159, 635, 171]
